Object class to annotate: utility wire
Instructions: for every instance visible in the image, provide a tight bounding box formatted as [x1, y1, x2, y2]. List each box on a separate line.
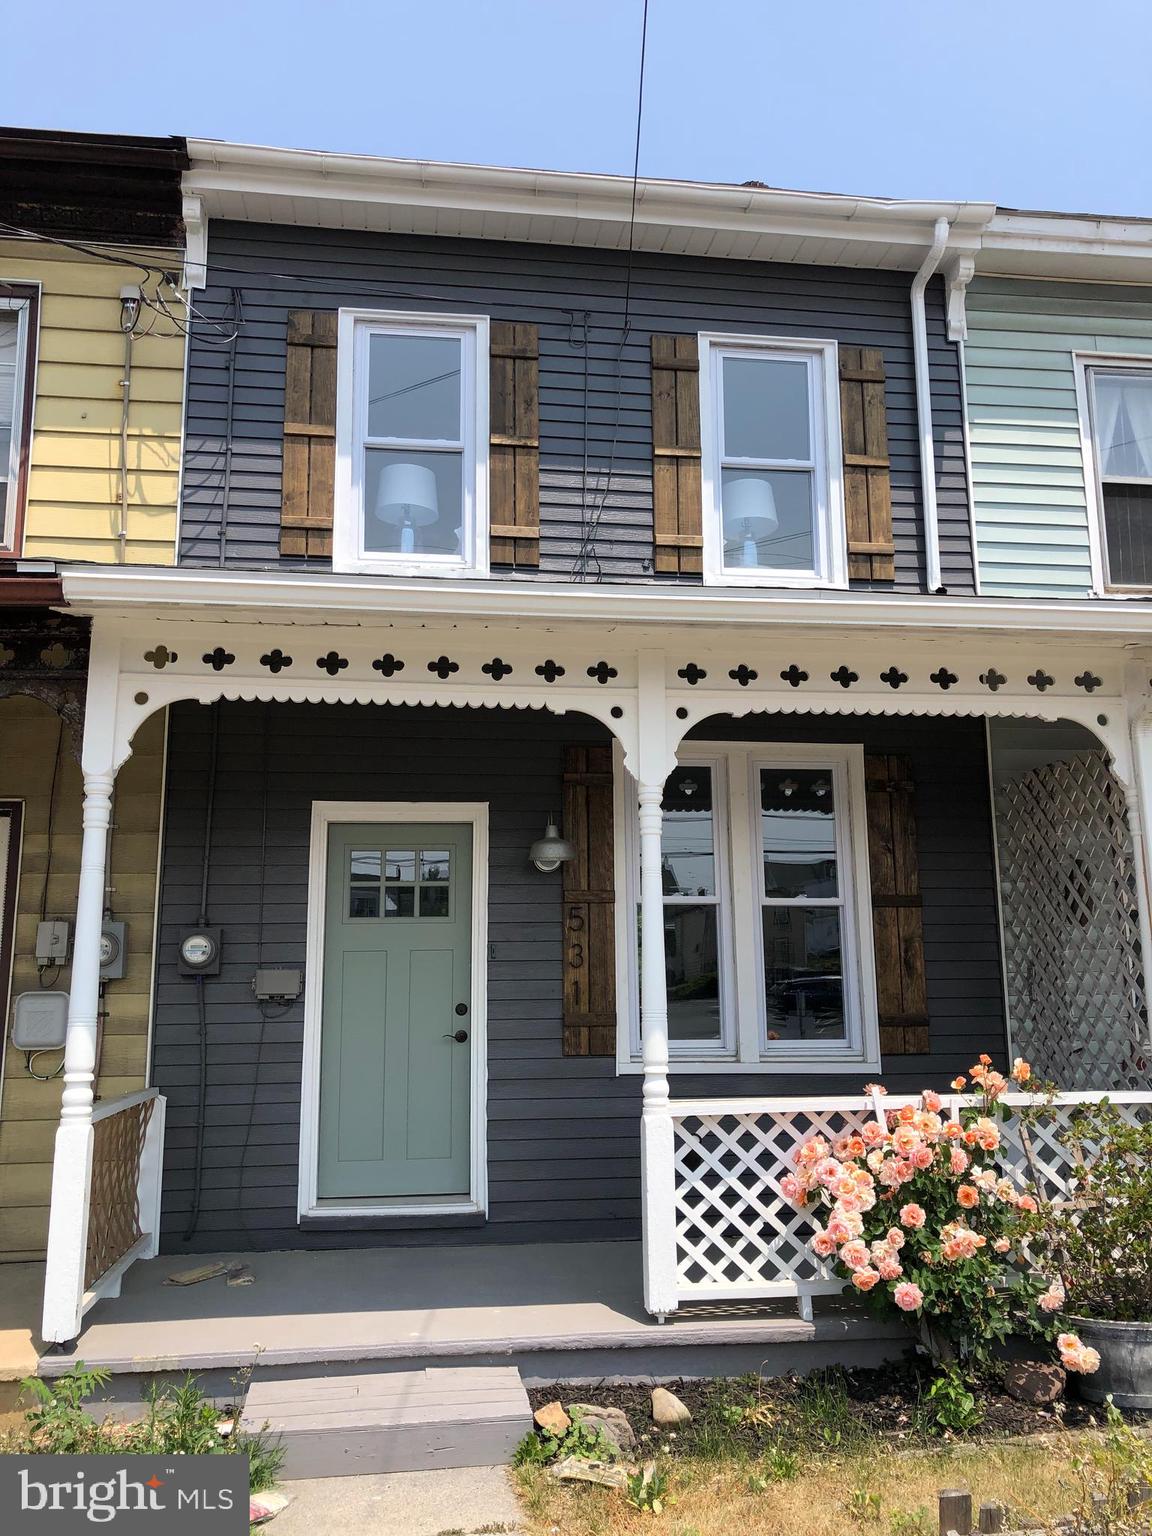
[574, 0, 650, 582]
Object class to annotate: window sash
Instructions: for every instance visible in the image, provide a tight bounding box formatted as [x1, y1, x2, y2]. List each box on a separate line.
[335, 310, 488, 577]
[1087, 364, 1152, 590]
[699, 334, 844, 589]
[622, 742, 877, 1069]
[0, 299, 31, 553]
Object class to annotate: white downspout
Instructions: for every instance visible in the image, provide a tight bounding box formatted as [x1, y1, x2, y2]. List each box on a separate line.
[910, 217, 951, 594]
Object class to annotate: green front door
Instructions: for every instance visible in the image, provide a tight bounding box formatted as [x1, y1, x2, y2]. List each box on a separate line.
[318, 822, 473, 1200]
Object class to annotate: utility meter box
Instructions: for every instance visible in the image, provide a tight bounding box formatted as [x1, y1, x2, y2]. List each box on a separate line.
[100, 920, 127, 980]
[11, 992, 68, 1050]
[35, 920, 71, 966]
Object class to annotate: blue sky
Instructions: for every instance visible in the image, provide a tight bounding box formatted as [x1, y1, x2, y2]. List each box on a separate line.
[9, 0, 1152, 216]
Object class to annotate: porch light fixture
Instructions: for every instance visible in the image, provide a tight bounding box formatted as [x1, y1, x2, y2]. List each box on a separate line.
[529, 814, 576, 873]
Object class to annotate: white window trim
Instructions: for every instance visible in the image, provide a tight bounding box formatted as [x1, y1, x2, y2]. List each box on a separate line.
[298, 800, 489, 1220]
[333, 309, 490, 578]
[0, 293, 34, 555]
[1073, 350, 1152, 596]
[615, 740, 880, 1073]
[699, 333, 846, 590]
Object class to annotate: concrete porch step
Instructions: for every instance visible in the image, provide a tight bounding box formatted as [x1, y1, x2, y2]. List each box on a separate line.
[240, 1365, 532, 1480]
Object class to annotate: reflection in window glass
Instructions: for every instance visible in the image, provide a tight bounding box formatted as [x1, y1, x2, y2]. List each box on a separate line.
[349, 849, 381, 919]
[1092, 370, 1152, 587]
[665, 904, 721, 1041]
[419, 884, 450, 918]
[661, 767, 715, 896]
[722, 354, 811, 461]
[760, 769, 838, 898]
[385, 851, 416, 882]
[762, 908, 845, 1041]
[421, 851, 451, 882]
[385, 885, 416, 918]
[367, 333, 461, 442]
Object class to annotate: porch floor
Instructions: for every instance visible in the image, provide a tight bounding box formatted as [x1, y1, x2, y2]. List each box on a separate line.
[41, 1241, 901, 1381]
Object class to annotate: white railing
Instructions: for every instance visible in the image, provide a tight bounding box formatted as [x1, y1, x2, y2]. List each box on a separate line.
[41, 1089, 166, 1346]
[641, 1091, 1152, 1321]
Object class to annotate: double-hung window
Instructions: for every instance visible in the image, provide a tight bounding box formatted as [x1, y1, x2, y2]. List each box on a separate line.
[621, 742, 878, 1071]
[1084, 363, 1152, 589]
[335, 311, 489, 577]
[0, 291, 34, 555]
[700, 334, 845, 588]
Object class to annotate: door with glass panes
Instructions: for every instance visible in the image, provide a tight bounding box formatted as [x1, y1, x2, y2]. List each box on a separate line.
[318, 823, 472, 1199]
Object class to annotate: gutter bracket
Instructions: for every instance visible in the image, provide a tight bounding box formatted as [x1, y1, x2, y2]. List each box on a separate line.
[944, 255, 976, 342]
[182, 195, 207, 291]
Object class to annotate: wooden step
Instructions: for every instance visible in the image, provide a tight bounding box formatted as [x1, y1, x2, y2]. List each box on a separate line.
[240, 1365, 532, 1479]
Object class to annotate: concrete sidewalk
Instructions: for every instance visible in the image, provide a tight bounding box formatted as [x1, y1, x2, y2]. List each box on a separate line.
[269, 1465, 523, 1536]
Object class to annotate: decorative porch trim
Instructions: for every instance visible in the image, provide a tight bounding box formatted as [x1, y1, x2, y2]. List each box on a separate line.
[298, 800, 490, 1221]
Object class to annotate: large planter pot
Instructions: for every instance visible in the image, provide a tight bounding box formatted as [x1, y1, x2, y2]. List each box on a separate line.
[1067, 1315, 1152, 1410]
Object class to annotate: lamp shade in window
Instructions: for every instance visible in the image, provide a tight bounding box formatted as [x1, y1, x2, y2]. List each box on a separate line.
[723, 474, 778, 566]
[373, 461, 440, 527]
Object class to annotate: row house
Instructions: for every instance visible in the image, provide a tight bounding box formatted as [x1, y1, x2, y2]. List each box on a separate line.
[0, 129, 188, 1268]
[9, 143, 1152, 1401]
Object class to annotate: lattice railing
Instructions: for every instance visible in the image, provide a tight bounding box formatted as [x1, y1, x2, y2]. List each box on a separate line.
[654, 1091, 1152, 1316]
[85, 1092, 157, 1289]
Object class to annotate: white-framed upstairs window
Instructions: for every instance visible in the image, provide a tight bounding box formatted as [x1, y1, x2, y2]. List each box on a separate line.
[618, 741, 879, 1072]
[1079, 358, 1152, 591]
[334, 310, 489, 577]
[0, 292, 34, 555]
[699, 334, 845, 589]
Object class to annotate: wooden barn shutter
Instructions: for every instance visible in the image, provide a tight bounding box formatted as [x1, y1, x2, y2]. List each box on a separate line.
[839, 347, 894, 582]
[562, 744, 617, 1056]
[489, 321, 540, 567]
[865, 753, 929, 1055]
[280, 311, 338, 558]
[651, 335, 703, 575]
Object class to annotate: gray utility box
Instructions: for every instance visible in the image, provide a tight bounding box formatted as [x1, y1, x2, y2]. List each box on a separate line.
[11, 992, 68, 1050]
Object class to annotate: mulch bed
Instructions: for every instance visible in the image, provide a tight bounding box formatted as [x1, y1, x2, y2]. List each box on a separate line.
[528, 1361, 1150, 1455]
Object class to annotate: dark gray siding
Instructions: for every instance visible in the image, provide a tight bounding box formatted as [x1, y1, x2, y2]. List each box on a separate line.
[180, 224, 974, 593]
[153, 701, 1004, 1254]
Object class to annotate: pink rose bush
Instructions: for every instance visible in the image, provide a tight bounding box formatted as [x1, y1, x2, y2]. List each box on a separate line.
[784, 1055, 1094, 1373]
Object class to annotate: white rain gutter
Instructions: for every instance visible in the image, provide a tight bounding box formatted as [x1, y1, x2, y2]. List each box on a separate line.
[911, 216, 952, 594]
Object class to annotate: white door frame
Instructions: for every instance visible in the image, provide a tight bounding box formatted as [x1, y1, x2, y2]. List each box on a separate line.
[298, 800, 490, 1219]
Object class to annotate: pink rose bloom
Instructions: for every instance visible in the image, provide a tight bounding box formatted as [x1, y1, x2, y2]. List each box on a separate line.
[779, 1173, 803, 1202]
[993, 1236, 1011, 1253]
[886, 1227, 905, 1250]
[892, 1125, 921, 1157]
[1057, 1331, 1080, 1354]
[877, 1255, 903, 1280]
[899, 1203, 926, 1229]
[950, 1147, 969, 1174]
[861, 1122, 886, 1148]
[839, 1239, 870, 1272]
[815, 1157, 843, 1187]
[957, 1184, 980, 1210]
[878, 1160, 903, 1188]
[893, 1281, 923, 1312]
[862, 1082, 888, 1097]
[893, 1159, 916, 1184]
[812, 1230, 836, 1258]
[851, 1267, 881, 1292]
[1038, 1281, 1065, 1314]
[910, 1144, 935, 1170]
[1011, 1057, 1031, 1084]
[866, 1149, 885, 1172]
[921, 1090, 943, 1114]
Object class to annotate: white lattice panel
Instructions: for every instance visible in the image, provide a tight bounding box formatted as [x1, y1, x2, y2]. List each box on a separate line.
[995, 751, 1151, 1091]
[668, 1093, 1152, 1304]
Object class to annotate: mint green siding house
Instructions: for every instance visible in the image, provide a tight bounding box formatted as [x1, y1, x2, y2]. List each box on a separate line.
[964, 219, 1152, 598]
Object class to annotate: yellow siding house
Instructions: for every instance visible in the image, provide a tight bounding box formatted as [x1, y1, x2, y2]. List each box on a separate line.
[0, 128, 188, 1276]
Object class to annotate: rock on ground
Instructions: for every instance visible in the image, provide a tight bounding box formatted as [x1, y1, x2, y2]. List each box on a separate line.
[533, 1400, 571, 1435]
[651, 1386, 692, 1427]
[567, 1402, 638, 1455]
[1003, 1360, 1067, 1406]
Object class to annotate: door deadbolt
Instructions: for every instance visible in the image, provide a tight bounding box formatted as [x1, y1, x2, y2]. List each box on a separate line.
[455, 1003, 468, 1016]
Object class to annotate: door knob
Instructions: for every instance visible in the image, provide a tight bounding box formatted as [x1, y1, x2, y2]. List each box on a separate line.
[442, 1028, 469, 1044]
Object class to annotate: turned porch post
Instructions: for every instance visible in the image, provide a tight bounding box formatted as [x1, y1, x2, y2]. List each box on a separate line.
[42, 622, 124, 1346]
[636, 649, 678, 1318]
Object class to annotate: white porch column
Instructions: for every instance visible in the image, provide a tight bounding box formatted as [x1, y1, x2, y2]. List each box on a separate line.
[1127, 713, 1152, 1031]
[636, 649, 678, 1318]
[41, 769, 114, 1345]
